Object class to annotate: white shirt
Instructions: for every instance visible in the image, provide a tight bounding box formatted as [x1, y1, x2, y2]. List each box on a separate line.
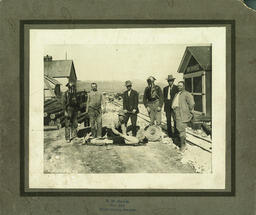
[128, 90, 131, 97]
[167, 85, 173, 100]
[172, 92, 181, 108]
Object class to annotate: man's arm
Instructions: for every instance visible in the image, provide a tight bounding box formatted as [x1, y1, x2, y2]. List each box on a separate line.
[101, 93, 106, 112]
[134, 91, 139, 110]
[86, 93, 90, 113]
[157, 86, 164, 108]
[143, 88, 148, 108]
[186, 92, 195, 111]
[123, 92, 127, 110]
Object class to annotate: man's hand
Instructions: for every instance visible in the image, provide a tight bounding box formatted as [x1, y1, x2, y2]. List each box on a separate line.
[146, 107, 151, 113]
[157, 107, 161, 112]
[132, 109, 136, 113]
[123, 109, 128, 113]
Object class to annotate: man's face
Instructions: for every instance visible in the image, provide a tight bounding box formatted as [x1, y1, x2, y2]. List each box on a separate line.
[126, 85, 132, 91]
[118, 115, 125, 122]
[91, 84, 97, 91]
[147, 79, 153, 87]
[167, 80, 174, 87]
[177, 82, 184, 91]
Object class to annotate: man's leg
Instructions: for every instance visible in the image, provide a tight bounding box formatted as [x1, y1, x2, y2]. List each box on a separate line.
[130, 114, 138, 136]
[71, 110, 78, 139]
[165, 110, 172, 138]
[96, 113, 102, 138]
[65, 117, 71, 141]
[89, 114, 96, 138]
[171, 109, 178, 138]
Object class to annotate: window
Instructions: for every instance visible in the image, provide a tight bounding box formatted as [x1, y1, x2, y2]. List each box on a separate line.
[185, 78, 192, 92]
[184, 72, 205, 114]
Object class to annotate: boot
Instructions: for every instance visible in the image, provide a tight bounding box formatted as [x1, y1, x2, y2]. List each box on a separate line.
[179, 136, 186, 152]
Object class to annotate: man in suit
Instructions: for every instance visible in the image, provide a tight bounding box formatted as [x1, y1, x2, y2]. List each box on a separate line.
[123, 80, 139, 136]
[172, 81, 195, 151]
[163, 75, 179, 138]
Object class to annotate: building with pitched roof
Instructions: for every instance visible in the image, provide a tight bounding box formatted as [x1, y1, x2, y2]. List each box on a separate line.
[177, 46, 212, 117]
[44, 55, 77, 87]
[44, 55, 77, 99]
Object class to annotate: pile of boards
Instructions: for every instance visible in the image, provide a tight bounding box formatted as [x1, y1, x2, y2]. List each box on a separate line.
[44, 91, 89, 129]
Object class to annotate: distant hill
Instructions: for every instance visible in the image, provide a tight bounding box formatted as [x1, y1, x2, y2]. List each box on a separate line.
[77, 79, 167, 95]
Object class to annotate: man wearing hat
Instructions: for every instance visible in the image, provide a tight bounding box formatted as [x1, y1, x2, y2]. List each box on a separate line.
[143, 76, 164, 127]
[163, 75, 179, 138]
[63, 82, 78, 142]
[122, 80, 139, 136]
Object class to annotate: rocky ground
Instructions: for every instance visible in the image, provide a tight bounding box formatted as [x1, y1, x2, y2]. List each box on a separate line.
[44, 101, 212, 174]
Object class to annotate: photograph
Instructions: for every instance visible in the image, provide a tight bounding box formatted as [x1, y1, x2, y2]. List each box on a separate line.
[43, 44, 212, 175]
[28, 27, 226, 190]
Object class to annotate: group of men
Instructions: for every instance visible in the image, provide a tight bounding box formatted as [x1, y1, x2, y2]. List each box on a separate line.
[62, 75, 195, 151]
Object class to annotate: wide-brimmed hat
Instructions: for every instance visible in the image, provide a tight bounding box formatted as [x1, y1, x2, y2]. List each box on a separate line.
[125, 80, 132, 86]
[147, 76, 156, 82]
[118, 109, 126, 117]
[144, 125, 162, 142]
[166, 75, 175, 81]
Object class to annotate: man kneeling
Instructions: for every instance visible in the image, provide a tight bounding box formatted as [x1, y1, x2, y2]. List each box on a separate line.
[79, 109, 147, 145]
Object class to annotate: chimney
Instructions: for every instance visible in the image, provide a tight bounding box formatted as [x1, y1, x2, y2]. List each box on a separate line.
[44, 55, 53, 62]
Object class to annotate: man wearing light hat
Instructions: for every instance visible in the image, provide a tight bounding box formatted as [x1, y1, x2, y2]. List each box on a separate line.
[122, 80, 139, 136]
[163, 75, 179, 138]
[143, 76, 164, 127]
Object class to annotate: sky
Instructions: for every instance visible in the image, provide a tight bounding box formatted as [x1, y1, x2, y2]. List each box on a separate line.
[44, 44, 190, 84]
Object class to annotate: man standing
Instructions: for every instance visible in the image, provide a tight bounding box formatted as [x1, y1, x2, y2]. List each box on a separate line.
[143, 76, 164, 127]
[163, 75, 179, 138]
[63, 82, 78, 143]
[86, 83, 106, 138]
[172, 81, 195, 151]
[123, 80, 139, 136]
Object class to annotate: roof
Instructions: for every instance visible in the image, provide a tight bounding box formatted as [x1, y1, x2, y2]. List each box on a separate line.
[177, 46, 212, 73]
[44, 60, 73, 78]
[44, 75, 61, 85]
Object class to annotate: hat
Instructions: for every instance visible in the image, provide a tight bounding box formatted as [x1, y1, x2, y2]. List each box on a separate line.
[166, 75, 175, 81]
[125, 80, 132, 86]
[118, 109, 126, 117]
[144, 125, 162, 142]
[147, 76, 156, 81]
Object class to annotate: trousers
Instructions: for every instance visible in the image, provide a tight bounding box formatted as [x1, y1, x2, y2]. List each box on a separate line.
[173, 107, 189, 138]
[124, 113, 138, 136]
[165, 109, 178, 138]
[147, 100, 161, 126]
[65, 107, 78, 141]
[88, 107, 102, 138]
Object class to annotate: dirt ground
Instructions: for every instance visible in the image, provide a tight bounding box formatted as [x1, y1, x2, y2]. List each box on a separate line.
[44, 101, 211, 174]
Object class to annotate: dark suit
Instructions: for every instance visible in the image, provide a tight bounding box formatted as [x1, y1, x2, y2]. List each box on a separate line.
[123, 89, 139, 136]
[163, 85, 179, 138]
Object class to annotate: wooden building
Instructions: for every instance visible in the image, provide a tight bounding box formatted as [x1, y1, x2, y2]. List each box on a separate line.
[177, 46, 212, 118]
[44, 55, 77, 89]
[44, 75, 61, 100]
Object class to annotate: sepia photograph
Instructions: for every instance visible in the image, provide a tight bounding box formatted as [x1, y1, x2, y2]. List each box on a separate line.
[28, 27, 226, 190]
